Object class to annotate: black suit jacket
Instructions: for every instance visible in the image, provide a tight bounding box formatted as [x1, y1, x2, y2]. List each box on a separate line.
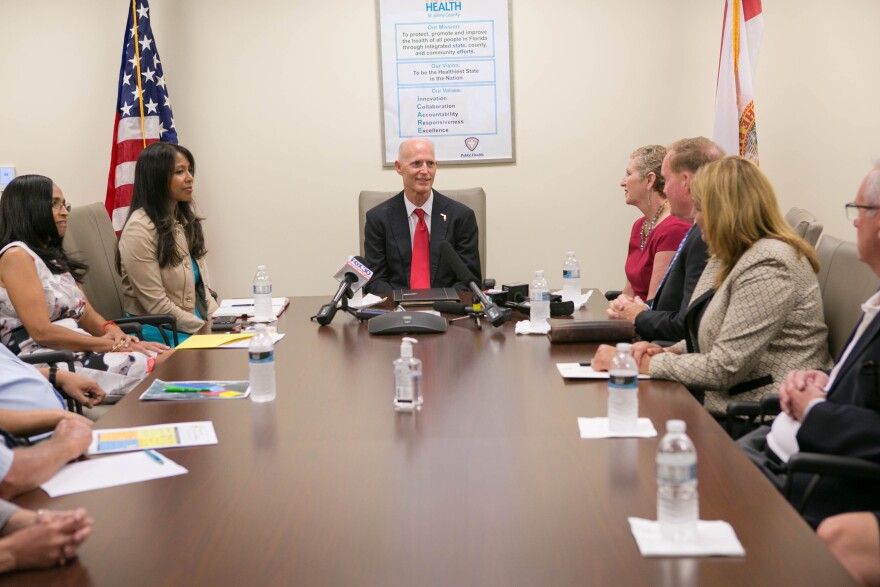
[633, 224, 708, 342]
[795, 308, 880, 524]
[363, 191, 481, 294]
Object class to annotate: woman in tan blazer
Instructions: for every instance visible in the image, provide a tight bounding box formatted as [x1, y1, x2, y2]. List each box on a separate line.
[595, 156, 832, 416]
[116, 143, 218, 346]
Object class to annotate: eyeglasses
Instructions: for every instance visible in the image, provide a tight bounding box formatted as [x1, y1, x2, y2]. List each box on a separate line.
[52, 201, 71, 212]
[845, 203, 880, 221]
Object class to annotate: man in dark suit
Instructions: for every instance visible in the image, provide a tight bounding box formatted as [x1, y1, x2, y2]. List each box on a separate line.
[607, 137, 723, 342]
[739, 165, 880, 527]
[363, 139, 481, 294]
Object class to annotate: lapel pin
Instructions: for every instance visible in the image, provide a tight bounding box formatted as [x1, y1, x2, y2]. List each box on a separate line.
[441, 213, 447, 221]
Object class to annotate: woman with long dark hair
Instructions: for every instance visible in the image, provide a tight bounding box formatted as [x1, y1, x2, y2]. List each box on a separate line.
[117, 142, 217, 345]
[0, 175, 168, 399]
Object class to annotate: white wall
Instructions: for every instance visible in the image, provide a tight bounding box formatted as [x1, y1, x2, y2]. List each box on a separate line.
[1, 0, 878, 298]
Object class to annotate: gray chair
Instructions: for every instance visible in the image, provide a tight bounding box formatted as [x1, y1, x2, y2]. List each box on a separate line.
[816, 234, 880, 359]
[63, 202, 178, 345]
[785, 207, 823, 248]
[358, 188, 487, 279]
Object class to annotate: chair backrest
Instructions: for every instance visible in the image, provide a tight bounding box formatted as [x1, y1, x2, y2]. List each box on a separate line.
[358, 188, 487, 278]
[816, 234, 880, 359]
[62, 202, 126, 319]
[785, 207, 823, 247]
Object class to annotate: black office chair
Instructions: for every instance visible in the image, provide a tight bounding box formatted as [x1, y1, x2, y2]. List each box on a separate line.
[18, 350, 83, 415]
[784, 452, 880, 515]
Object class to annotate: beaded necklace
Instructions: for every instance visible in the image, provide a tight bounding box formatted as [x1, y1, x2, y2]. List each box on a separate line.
[640, 201, 666, 251]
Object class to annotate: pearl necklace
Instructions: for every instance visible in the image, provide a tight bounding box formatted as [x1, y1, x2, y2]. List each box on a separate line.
[640, 201, 666, 251]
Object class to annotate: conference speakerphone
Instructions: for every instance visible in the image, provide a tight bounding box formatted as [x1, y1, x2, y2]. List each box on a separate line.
[368, 311, 448, 335]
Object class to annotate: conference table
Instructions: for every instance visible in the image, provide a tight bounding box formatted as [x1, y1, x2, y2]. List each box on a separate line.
[5, 293, 855, 585]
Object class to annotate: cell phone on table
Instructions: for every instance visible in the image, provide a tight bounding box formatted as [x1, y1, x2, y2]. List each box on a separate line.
[211, 316, 238, 331]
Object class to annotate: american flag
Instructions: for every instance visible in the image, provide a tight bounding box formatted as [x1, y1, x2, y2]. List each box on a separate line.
[105, 0, 177, 232]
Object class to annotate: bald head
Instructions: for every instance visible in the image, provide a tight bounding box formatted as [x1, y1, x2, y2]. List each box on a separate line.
[395, 139, 437, 207]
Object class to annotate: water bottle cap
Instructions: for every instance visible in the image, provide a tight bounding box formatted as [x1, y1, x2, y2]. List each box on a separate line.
[666, 419, 686, 434]
[254, 323, 267, 332]
[566, 251, 575, 256]
[400, 337, 418, 358]
[535, 270, 544, 277]
[616, 342, 632, 353]
[257, 264, 267, 270]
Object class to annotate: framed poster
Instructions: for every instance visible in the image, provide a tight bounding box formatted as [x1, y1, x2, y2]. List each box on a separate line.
[378, 0, 514, 165]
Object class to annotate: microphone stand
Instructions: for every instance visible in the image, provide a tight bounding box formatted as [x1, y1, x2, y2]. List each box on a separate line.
[447, 308, 486, 330]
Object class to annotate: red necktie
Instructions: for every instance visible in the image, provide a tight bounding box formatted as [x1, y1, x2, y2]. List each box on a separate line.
[410, 208, 430, 289]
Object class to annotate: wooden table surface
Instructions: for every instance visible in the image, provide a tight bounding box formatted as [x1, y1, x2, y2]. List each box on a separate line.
[4, 293, 855, 585]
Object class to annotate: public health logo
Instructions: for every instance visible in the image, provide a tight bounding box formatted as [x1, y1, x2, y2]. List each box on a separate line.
[465, 137, 479, 151]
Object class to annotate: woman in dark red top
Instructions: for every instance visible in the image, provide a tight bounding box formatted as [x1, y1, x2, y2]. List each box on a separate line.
[617, 145, 691, 302]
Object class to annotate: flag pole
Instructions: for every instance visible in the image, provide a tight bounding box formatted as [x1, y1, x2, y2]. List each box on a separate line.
[130, 0, 147, 148]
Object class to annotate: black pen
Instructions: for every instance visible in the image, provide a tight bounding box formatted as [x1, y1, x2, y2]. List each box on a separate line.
[231, 304, 253, 307]
[579, 361, 592, 367]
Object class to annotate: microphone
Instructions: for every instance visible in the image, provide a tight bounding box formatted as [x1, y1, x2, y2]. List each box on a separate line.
[432, 300, 471, 315]
[438, 241, 507, 327]
[314, 256, 374, 326]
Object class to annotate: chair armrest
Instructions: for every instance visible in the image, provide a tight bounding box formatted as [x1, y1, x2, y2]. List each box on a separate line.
[17, 351, 81, 414]
[760, 394, 781, 415]
[726, 401, 762, 419]
[788, 453, 880, 480]
[784, 452, 880, 513]
[604, 290, 622, 301]
[17, 350, 76, 369]
[114, 314, 179, 346]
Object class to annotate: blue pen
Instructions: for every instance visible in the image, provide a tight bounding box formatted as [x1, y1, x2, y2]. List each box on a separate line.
[145, 450, 165, 465]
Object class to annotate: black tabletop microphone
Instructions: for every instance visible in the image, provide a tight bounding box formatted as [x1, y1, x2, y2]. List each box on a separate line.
[438, 241, 507, 327]
[432, 300, 471, 315]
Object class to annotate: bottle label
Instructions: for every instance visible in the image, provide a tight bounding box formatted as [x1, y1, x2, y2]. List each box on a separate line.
[563, 270, 581, 279]
[253, 284, 272, 295]
[530, 291, 550, 302]
[249, 350, 274, 364]
[657, 462, 697, 484]
[608, 373, 637, 388]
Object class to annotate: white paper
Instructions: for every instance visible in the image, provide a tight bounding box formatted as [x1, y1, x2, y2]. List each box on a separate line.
[551, 290, 594, 310]
[515, 320, 551, 335]
[628, 517, 746, 557]
[578, 417, 658, 439]
[214, 297, 289, 318]
[557, 363, 650, 380]
[41, 451, 187, 497]
[348, 292, 387, 309]
[88, 421, 219, 455]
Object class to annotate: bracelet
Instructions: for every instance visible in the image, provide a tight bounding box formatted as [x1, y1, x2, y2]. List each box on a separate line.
[102, 321, 118, 334]
[48, 365, 58, 388]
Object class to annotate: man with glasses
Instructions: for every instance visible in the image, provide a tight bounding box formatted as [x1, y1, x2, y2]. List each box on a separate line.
[739, 164, 880, 527]
[363, 138, 481, 294]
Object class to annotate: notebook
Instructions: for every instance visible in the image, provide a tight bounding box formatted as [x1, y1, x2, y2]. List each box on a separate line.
[392, 287, 459, 306]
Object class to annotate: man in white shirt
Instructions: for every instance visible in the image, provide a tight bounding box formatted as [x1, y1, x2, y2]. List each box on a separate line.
[739, 164, 880, 527]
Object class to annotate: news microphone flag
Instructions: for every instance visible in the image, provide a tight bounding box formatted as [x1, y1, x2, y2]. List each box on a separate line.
[105, 0, 178, 233]
[712, 0, 763, 164]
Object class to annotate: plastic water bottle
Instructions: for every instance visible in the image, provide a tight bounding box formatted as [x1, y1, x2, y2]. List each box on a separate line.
[248, 324, 276, 402]
[607, 343, 638, 433]
[657, 419, 699, 542]
[562, 251, 581, 302]
[252, 265, 274, 322]
[530, 270, 550, 326]
[393, 337, 423, 411]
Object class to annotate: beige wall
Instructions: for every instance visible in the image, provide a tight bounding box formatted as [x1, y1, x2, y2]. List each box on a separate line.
[2, 0, 879, 297]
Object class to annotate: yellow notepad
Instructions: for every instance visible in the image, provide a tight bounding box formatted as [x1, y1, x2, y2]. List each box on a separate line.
[175, 333, 254, 349]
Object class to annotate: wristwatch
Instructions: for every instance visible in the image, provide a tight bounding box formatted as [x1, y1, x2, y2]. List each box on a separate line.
[48, 365, 58, 388]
